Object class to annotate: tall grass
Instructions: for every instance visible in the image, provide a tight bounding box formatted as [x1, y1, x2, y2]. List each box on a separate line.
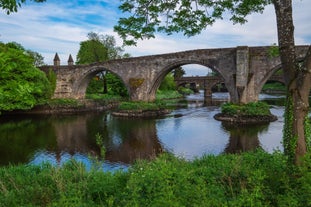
[0, 151, 310, 206]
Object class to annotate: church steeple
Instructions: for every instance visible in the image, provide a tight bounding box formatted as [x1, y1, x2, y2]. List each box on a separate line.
[53, 53, 60, 66]
[67, 54, 74, 66]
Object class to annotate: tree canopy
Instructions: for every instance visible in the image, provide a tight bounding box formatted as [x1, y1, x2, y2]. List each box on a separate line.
[76, 32, 130, 64]
[114, 0, 271, 45]
[6, 41, 45, 67]
[0, 42, 51, 111]
[0, 0, 45, 14]
[76, 36, 108, 64]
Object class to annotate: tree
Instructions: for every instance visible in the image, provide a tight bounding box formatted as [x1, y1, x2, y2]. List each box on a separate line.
[0, 0, 45, 14]
[77, 32, 130, 64]
[6, 41, 45, 67]
[76, 33, 108, 64]
[77, 32, 129, 96]
[114, 0, 311, 164]
[173, 66, 185, 79]
[159, 72, 176, 91]
[0, 42, 51, 112]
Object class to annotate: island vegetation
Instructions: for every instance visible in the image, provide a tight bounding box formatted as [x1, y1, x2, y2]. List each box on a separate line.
[214, 102, 278, 124]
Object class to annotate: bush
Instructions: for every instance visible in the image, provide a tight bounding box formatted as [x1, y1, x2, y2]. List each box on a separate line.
[47, 69, 57, 94]
[178, 86, 194, 95]
[156, 90, 183, 100]
[159, 73, 176, 91]
[0, 43, 52, 111]
[221, 102, 271, 116]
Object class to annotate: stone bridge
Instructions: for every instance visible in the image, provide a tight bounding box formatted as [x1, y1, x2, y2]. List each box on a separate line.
[40, 45, 309, 103]
[175, 74, 285, 96]
[175, 76, 225, 96]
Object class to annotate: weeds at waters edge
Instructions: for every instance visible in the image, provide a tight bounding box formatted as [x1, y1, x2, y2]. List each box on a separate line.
[0, 150, 311, 206]
[95, 133, 106, 159]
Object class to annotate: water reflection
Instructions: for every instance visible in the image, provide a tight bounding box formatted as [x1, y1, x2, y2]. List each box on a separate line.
[0, 92, 286, 168]
[186, 92, 229, 107]
[221, 122, 269, 153]
[103, 117, 163, 163]
[0, 115, 57, 165]
[0, 114, 164, 167]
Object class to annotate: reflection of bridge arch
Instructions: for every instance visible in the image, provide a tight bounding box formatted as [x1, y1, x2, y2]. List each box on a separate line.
[40, 45, 309, 103]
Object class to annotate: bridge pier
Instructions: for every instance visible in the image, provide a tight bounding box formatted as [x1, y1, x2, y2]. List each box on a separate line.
[234, 46, 258, 104]
[204, 88, 212, 97]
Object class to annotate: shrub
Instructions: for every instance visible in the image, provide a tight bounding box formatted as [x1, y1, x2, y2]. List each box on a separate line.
[221, 102, 271, 116]
[0, 43, 52, 111]
[156, 90, 183, 100]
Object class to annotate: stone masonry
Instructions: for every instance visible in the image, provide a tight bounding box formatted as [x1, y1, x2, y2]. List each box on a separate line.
[40, 45, 309, 103]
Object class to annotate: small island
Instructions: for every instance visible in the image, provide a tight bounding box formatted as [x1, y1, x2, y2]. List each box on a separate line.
[112, 101, 171, 118]
[214, 102, 277, 124]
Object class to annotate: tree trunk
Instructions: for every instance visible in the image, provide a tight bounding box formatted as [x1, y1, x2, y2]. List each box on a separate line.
[101, 71, 108, 94]
[273, 0, 311, 164]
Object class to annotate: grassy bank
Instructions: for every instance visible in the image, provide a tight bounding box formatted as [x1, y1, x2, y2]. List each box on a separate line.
[115, 90, 185, 112]
[0, 150, 310, 206]
[85, 94, 124, 102]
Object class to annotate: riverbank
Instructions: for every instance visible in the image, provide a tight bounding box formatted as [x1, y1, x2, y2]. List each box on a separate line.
[1, 99, 119, 115]
[0, 150, 310, 206]
[1, 91, 184, 116]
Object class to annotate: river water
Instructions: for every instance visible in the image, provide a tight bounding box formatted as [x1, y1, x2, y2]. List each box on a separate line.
[0, 92, 286, 170]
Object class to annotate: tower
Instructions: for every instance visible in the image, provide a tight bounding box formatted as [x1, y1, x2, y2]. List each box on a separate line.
[53, 53, 60, 66]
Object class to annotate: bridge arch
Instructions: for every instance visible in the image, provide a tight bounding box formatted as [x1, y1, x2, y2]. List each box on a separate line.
[73, 65, 129, 99]
[148, 60, 227, 100]
[255, 50, 307, 97]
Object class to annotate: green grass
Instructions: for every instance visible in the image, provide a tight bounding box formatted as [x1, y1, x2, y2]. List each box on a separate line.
[85, 93, 124, 101]
[156, 90, 184, 100]
[262, 82, 286, 91]
[221, 101, 272, 116]
[0, 150, 311, 206]
[47, 98, 82, 108]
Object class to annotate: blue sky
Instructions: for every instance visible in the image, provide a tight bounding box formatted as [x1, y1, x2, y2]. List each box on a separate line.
[0, 0, 310, 76]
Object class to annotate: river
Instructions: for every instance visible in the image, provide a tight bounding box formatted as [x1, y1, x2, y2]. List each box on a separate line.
[0, 92, 286, 171]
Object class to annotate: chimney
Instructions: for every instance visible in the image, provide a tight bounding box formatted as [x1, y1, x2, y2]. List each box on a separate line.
[53, 53, 60, 66]
[68, 54, 74, 66]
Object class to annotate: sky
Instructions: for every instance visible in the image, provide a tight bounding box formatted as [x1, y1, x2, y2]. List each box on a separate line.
[0, 0, 310, 76]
